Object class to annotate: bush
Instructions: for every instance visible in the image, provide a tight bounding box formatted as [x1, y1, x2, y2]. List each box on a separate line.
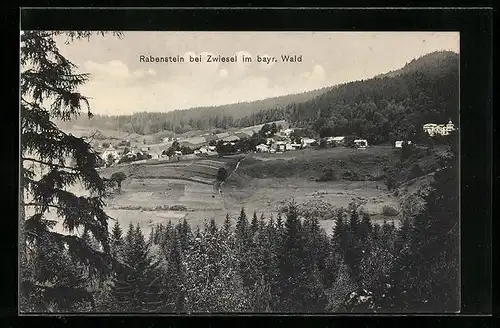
[169, 205, 187, 211]
[384, 170, 397, 190]
[342, 170, 360, 181]
[407, 164, 423, 181]
[382, 205, 399, 217]
[316, 168, 337, 182]
[400, 141, 414, 161]
[217, 167, 229, 182]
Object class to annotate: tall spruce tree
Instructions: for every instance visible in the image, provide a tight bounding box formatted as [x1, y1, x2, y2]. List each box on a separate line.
[20, 30, 122, 311]
[278, 201, 307, 312]
[110, 221, 124, 261]
[251, 211, 259, 235]
[235, 208, 254, 287]
[111, 224, 164, 312]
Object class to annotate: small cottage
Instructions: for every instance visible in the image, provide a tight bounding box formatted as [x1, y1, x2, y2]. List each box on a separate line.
[301, 137, 316, 148]
[256, 144, 270, 152]
[395, 140, 412, 148]
[354, 139, 368, 149]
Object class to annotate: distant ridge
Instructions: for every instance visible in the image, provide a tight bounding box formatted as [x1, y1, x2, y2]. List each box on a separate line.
[375, 51, 459, 79]
[54, 50, 458, 140]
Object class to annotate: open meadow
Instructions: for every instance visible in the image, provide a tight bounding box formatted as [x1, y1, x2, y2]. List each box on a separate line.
[81, 146, 404, 235]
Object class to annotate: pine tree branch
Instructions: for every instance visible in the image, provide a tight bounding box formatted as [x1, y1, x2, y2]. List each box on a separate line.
[22, 157, 78, 171]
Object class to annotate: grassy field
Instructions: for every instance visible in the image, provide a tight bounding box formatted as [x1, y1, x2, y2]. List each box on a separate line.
[221, 146, 403, 231]
[92, 147, 403, 235]
[45, 146, 418, 236]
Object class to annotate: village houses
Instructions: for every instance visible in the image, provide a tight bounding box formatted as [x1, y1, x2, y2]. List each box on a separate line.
[301, 137, 317, 148]
[395, 140, 412, 148]
[100, 145, 120, 163]
[423, 120, 455, 136]
[256, 144, 270, 152]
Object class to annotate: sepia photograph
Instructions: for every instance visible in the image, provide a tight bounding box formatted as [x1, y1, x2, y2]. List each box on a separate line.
[20, 30, 460, 314]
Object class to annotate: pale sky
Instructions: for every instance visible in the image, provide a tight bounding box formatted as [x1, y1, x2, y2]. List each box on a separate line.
[54, 32, 459, 115]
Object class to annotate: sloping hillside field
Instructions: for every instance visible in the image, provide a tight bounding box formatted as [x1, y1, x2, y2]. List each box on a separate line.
[93, 147, 419, 234]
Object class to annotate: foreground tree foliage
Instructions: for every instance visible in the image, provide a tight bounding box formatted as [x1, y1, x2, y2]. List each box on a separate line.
[20, 31, 123, 312]
[86, 158, 457, 313]
[29, 173, 457, 313]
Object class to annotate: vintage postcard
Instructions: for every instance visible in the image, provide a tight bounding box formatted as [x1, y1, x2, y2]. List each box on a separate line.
[20, 31, 460, 314]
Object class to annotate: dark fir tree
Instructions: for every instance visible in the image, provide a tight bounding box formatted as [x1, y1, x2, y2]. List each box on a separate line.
[251, 211, 259, 235]
[20, 30, 122, 311]
[111, 224, 165, 313]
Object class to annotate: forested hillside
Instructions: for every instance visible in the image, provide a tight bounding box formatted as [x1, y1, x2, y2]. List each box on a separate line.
[58, 51, 458, 143]
[56, 87, 332, 135]
[241, 51, 459, 144]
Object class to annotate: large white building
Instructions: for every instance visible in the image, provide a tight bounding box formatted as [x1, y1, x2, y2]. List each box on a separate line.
[301, 137, 316, 148]
[423, 120, 456, 136]
[101, 146, 120, 163]
[256, 144, 270, 152]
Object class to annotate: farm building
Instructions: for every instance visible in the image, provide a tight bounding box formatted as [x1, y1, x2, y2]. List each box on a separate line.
[266, 138, 275, 146]
[301, 137, 316, 148]
[282, 128, 295, 137]
[395, 140, 412, 148]
[332, 136, 346, 146]
[354, 139, 368, 149]
[101, 146, 120, 162]
[275, 141, 287, 152]
[423, 120, 455, 136]
[256, 144, 270, 152]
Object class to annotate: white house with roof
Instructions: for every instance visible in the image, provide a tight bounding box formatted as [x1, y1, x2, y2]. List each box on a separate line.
[256, 144, 270, 152]
[332, 136, 346, 146]
[275, 141, 287, 152]
[281, 128, 295, 137]
[101, 146, 120, 163]
[423, 120, 456, 137]
[301, 137, 316, 148]
[395, 140, 412, 148]
[354, 139, 368, 149]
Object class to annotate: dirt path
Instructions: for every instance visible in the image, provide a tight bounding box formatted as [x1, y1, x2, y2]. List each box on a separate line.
[218, 156, 247, 212]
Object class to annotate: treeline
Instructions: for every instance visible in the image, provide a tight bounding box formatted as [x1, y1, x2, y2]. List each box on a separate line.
[240, 51, 459, 144]
[57, 51, 457, 145]
[59, 88, 330, 135]
[21, 141, 458, 313]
